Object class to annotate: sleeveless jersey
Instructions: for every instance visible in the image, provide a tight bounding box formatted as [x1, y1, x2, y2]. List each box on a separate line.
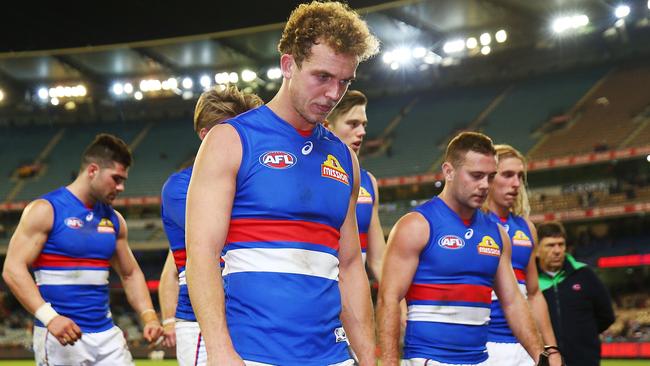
[223, 106, 355, 365]
[487, 211, 534, 343]
[161, 166, 196, 321]
[356, 168, 375, 263]
[404, 197, 503, 364]
[32, 187, 119, 333]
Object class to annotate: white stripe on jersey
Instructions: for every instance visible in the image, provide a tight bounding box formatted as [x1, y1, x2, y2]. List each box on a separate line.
[407, 304, 491, 326]
[34, 269, 109, 286]
[178, 269, 186, 286]
[222, 248, 339, 280]
[491, 283, 527, 301]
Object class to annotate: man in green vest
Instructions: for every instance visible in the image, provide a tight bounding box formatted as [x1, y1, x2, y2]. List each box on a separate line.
[536, 221, 615, 366]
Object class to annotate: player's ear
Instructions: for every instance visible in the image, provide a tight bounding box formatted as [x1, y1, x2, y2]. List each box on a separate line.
[442, 161, 454, 181]
[280, 54, 295, 79]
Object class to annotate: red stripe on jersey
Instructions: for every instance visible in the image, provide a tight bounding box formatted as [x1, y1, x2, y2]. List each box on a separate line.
[173, 249, 186, 269]
[406, 283, 492, 304]
[33, 253, 109, 268]
[226, 219, 340, 251]
[514, 268, 527, 282]
[359, 233, 368, 250]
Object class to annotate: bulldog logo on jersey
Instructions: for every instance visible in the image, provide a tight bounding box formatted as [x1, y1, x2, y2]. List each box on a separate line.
[321, 154, 349, 185]
[512, 230, 532, 247]
[259, 151, 297, 169]
[357, 187, 373, 204]
[64, 217, 84, 229]
[97, 218, 116, 234]
[477, 235, 501, 256]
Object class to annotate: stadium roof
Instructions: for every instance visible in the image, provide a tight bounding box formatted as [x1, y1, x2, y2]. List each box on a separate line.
[2, 0, 650, 104]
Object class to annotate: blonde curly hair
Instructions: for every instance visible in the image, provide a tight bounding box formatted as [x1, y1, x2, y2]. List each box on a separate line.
[278, 1, 379, 66]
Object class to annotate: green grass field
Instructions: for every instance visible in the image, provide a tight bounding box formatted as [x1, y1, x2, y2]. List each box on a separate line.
[0, 360, 648, 365]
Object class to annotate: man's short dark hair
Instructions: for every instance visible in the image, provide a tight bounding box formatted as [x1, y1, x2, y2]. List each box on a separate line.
[444, 131, 496, 168]
[81, 133, 132, 169]
[537, 221, 567, 241]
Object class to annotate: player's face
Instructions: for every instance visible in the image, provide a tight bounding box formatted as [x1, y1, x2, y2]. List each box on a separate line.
[89, 162, 128, 204]
[538, 236, 567, 272]
[490, 157, 525, 209]
[329, 104, 367, 154]
[452, 151, 497, 209]
[288, 43, 358, 125]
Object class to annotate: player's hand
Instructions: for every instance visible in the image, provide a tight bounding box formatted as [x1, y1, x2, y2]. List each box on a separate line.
[47, 316, 82, 346]
[143, 321, 163, 343]
[161, 321, 176, 348]
[209, 350, 245, 366]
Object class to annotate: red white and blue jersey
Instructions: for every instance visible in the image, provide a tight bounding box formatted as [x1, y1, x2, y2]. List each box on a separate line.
[356, 168, 375, 263]
[161, 166, 196, 321]
[32, 187, 119, 333]
[223, 106, 355, 365]
[405, 197, 503, 364]
[487, 211, 534, 343]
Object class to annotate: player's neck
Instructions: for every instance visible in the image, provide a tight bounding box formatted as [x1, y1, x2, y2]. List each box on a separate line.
[438, 188, 475, 221]
[488, 200, 510, 219]
[267, 86, 316, 132]
[66, 179, 96, 208]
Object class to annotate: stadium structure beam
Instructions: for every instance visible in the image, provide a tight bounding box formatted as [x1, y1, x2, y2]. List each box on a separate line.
[132, 47, 182, 74]
[0, 66, 28, 100]
[211, 38, 260, 63]
[53, 55, 108, 87]
[481, 0, 540, 25]
[384, 8, 446, 40]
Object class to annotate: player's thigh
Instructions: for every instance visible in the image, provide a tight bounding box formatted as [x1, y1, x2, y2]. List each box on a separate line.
[487, 342, 534, 366]
[33, 326, 94, 366]
[94, 326, 134, 366]
[176, 321, 206, 366]
[402, 358, 489, 366]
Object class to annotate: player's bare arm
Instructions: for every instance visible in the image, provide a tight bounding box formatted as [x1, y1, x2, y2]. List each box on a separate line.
[186, 124, 243, 366]
[377, 212, 429, 366]
[2, 199, 82, 346]
[365, 171, 386, 281]
[158, 251, 179, 348]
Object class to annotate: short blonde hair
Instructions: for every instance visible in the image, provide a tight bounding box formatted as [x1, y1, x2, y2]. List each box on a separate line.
[193, 85, 263, 133]
[494, 144, 531, 217]
[278, 1, 379, 66]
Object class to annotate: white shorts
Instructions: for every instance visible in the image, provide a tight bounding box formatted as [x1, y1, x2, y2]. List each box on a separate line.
[33, 325, 133, 366]
[245, 360, 354, 366]
[486, 342, 534, 366]
[401, 358, 488, 366]
[176, 320, 206, 366]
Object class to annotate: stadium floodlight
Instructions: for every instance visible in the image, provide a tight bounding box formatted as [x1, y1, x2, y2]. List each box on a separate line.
[77, 85, 87, 97]
[134, 91, 143, 100]
[123, 83, 133, 94]
[412, 47, 427, 59]
[181, 77, 193, 90]
[647, 154, 650, 162]
[615, 5, 630, 18]
[161, 77, 177, 90]
[466, 37, 478, 49]
[241, 69, 257, 82]
[0, 89, 4, 102]
[229, 72, 239, 84]
[393, 47, 411, 62]
[443, 39, 465, 54]
[50, 97, 60, 106]
[481, 46, 491, 55]
[200, 75, 212, 88]
[495, 29, 507, 43]
[38, 87, 49, 100]
[112, 83, 124, 96]
[480, 32, 492, 46]
[390, 62, 399, 70]
[215, 72, 229, 84]
[648, 0, 650, 10]
[266, 67, 282, 80]
[55, 86, 65, 98]
[552, 14, 589, 34]
[423, 52, 441, 64]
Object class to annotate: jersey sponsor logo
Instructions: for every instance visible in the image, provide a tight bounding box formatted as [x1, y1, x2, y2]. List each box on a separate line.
[301, 141, 313, 155]
[438, 235, 465, 250]
[477, 235, 501, 256]
[321, 154, 349, 185]
[512, 230, 532, 247]
[259, 151, 297, 169]
[334, 327, 348, 343]
[64, 217, 84, 229]
[572, 283, 582, 291]
[465, 228, 474, 239]
[97, 218, 116, 234]
[357, 186, 373, 204]
[85, 212, 94, 222]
